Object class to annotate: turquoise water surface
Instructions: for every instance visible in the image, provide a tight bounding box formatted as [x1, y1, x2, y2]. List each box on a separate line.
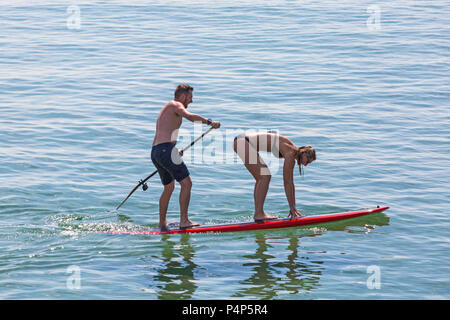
[0, 0, 449, 299]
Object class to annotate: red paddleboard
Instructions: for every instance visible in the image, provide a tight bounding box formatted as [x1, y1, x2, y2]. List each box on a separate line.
[106, 206, 389, 235]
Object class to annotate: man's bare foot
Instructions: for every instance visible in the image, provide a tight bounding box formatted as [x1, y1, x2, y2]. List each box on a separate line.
[159, 223, 169, 232]
[180, 220, 201, 229]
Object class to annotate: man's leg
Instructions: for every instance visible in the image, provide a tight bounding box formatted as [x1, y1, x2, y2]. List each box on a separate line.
[178, 176, 199, 228]
[159, 181, 174, 230]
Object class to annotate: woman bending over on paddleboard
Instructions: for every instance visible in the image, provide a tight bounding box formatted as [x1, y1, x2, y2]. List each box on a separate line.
[233, 131, 316, 222]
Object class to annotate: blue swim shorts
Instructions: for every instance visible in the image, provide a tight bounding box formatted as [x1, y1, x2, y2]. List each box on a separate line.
[151, 142, 190, 185]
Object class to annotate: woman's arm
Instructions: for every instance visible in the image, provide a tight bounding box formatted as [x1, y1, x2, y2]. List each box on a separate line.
[283, 157, 297, 210]
[283, 155, 303, 217]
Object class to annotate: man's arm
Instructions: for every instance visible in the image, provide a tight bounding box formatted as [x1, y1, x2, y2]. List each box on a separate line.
[171, 102, 220, 128]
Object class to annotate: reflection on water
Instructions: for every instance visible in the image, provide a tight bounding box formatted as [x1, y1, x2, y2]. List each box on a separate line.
[233, 234, 323, 299]
[151, 234, 197, 300]
[145, 212, 390, 299]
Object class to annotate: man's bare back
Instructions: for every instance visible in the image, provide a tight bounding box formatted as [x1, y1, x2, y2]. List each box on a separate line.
[153, 89, 220, 147]
[152, 101, 183, 146]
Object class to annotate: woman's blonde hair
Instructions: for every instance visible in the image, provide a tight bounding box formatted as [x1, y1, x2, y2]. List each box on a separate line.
[296, 146, 316, 176]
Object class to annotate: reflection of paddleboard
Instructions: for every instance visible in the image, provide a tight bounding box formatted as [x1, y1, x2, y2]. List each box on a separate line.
[105, 206, 389, 235]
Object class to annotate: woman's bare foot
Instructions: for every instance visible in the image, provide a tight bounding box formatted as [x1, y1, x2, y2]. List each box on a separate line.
[180, 220, 201, 229]
[254, 212, 277, 222]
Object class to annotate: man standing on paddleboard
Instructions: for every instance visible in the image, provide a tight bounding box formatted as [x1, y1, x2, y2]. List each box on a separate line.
[151, 84, 220, 231]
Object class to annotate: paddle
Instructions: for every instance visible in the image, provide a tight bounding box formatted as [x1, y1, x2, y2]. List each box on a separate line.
[116, 126, 216, 210]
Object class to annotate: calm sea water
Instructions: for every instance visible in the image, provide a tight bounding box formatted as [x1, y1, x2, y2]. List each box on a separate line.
[0, 0, 449, 299]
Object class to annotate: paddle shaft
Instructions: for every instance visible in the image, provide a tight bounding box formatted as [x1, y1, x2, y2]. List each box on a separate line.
[116, 126, 215, 210]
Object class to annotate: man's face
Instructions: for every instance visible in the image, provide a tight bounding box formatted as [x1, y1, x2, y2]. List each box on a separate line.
[182, 90, 193, 107]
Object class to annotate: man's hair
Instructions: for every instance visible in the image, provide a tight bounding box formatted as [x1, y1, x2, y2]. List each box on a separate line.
[174, 84, 194, 98]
